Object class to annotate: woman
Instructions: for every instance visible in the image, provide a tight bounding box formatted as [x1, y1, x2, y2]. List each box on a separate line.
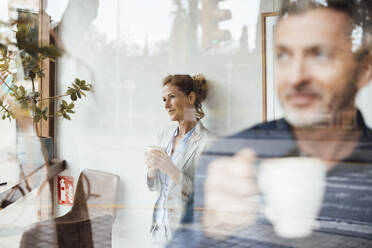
[144, 74, 213, 244]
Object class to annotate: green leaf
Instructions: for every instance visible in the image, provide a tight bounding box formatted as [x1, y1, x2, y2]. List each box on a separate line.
[28, 70, 36, 79]
[19, 86, 26, 96]
[34, 115, 40, 123]
[0, 63, 8, 70]
[71, 93, 77, 101]
[62, 113, 71, 120]
[35, 106, 41, 114]
[81, 86, 90, 91]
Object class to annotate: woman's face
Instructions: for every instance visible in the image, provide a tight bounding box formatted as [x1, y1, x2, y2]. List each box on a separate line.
[162, 84, 195, 122]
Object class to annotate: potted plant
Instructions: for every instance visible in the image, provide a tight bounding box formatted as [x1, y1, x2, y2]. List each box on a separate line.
[0, 13, 92, 165]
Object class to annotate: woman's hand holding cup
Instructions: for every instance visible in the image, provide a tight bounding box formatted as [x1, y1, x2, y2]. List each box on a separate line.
[145, 146, 164, 178]
[145, 146, 180, 183]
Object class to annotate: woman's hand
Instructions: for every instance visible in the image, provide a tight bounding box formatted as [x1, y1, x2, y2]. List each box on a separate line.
[144, 150, 181, 184]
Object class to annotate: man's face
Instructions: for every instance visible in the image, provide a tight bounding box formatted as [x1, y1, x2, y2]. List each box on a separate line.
[275, 8, 362, 127]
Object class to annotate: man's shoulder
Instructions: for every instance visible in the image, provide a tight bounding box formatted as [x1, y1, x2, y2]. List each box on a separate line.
[229, 118, 292, 140]
[205, 119, 296, 157]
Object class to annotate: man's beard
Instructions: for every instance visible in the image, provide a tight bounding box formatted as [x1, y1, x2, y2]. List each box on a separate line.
[280, 77, 358, 128]
[284, 108, 332, 128]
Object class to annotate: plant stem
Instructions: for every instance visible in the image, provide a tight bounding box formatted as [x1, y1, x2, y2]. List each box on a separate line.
[35, 122, 40, 136]
[31, 77, 39, 136]
[39, 94, 68, 102]
[0, 101, 12, 116]
[0, 103, 10, 112]
[31, 77, 35, 93]
[0, 73, 14, 92]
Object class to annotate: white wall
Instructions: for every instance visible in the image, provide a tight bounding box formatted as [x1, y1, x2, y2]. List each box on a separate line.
[53, 0, 372, 247]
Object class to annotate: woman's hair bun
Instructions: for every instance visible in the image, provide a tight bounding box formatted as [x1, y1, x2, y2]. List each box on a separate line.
[192, 74, 208, 103]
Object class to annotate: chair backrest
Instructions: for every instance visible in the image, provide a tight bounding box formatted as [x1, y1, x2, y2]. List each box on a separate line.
[20, 169, 120, 248]
[68, 169, 120, 220]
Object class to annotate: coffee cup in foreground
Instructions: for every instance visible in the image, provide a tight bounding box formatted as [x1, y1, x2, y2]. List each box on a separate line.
[258, 157, 326, 239]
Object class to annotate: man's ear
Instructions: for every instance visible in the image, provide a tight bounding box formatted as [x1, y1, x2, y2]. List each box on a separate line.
[357, 54, 372, 90]
[188, 92, 196, 105]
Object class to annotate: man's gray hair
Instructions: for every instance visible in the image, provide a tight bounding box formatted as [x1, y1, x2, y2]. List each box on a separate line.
[280, 0, 372, 59]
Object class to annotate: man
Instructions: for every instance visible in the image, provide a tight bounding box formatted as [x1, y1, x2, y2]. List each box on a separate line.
[168, 0, 372, 247]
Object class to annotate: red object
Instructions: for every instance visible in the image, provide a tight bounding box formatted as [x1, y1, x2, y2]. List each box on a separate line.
[57, 176, 74, 206]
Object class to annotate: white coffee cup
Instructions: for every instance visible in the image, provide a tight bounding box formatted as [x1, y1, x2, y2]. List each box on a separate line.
[146, 146, 166, 152]
[258, 157, 326, 239]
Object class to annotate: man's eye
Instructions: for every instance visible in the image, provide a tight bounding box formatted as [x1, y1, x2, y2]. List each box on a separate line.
[310, 48, 332, 60]
[315, 51, 330, 59]
[277, 52, 290, 62]
[162, 98, 166, 102]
